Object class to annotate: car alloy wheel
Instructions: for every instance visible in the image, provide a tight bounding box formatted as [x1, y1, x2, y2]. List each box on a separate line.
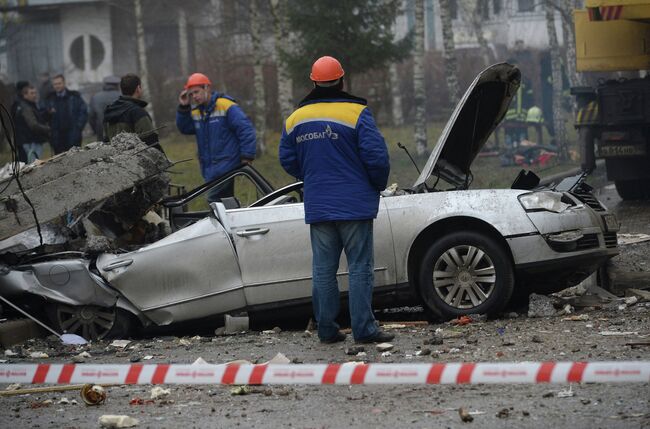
[432, 245, 496, 309]
[52, 304, 116, 341]
[418, 230, 514, 320]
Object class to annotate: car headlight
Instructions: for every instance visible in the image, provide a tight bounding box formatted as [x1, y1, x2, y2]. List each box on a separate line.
[518, 191, 570, 213]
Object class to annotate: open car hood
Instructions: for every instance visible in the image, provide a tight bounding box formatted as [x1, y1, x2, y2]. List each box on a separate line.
[413, 63, 521, 189]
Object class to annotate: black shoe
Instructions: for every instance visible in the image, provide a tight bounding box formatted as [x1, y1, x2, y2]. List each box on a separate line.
[320, 331, 346, 344]
[355, 330, 395, 344]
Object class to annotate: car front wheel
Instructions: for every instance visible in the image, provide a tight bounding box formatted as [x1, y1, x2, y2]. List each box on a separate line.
[418, 231, 514, 320]
[47, 304, 133, 341]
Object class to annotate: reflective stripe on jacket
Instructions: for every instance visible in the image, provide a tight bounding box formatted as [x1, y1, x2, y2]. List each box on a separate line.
[279, 93, 390, 224]
[176, 92, 256, 181]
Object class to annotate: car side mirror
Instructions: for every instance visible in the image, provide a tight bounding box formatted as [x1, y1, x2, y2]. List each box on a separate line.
[209, 202, 232, 233]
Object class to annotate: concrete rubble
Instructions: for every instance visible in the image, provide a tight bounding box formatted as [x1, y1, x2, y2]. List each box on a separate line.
[0, 133, 171, 253]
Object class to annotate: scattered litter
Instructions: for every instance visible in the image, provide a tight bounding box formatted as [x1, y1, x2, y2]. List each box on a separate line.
[30, 399, 52, 408]
[29, 352, 49, 359]
[468, 314, 488, 322]
[501, 338, 515, 346]
[449, 348, 461, 354]
[381, 351, 392, 358]
[531, 335, 544, 343]
[599, 331, 640, 336]
[424, 335, 443, 345]
[192, 357, 209, 365]
[345, 346, 365, 356]
[266, 352, 291, 364]
[562, 314, 590, 321]
[557, 386, 574, 398]
[98, 415, 139, 428]
[617, 233, 650, 245]
[230, 386, 251, 396]
[624, 296, 639, 306]
[5, 383, 21, 391]
[179, 338, 191, 346]
[451, 315, 473, 326]
[224, 314, 250, 334]
[81, 384, 106, 406]
[356, 351, 367, 357]
[415, 349, 431, 356]
[458, 407, 474, 422]
[496, 408, 510, 418]
[380, 321, 428, 327]
[58, 397, 70, 405]
[143, 355, 153, 360]
[150, 387, 170, 400]
[129, 397, 154, 406]
[528, 294, 556, 318]
[376, 343, 394, 352]
[110, 340, 131, 349]
[4, 350, 17, 357]
[559, 304, 574, 315]
[381, 324, 406, 329]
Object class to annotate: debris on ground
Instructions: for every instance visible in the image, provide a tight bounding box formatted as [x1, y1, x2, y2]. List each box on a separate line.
[28, 351, 48, 359]
[80, 384, 106, 406]
[376, 343, 394, 352]
[150, 387, 171, 400]
[496, 408, 510, 418]
[230, 386, 251, 396]
[562, 314, 590, 321]
[527, 294, 556, 318]
[626, 288, 650, 302]
[109, 340, 131, 349]
[266, 352, 291, 364]
[458, 407, 474, 422]
[98, 414, 140, 428]
[224, 314, 250, 334]
[557, 386, 575, 398]
[451, 315, 473, 325]
[345, 346, 364, 356]
[617, 233, 650, 245]
[5, 383, 21, 391]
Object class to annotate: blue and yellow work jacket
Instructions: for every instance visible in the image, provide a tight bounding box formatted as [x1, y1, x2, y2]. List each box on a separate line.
[176, 92, 256, 181]
[279, 88, 390, 224]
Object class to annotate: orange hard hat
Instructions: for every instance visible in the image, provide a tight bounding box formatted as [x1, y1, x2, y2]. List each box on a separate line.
[184, 73, 212, 89]
[310, 56, 345, 82]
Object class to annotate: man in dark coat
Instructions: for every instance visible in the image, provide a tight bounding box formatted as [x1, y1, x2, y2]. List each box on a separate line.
[10, 81, 31, 162]
[45, 74, 88, 154]
[103, 73, 163, 153]
[13, 84, 50, 163]
[89, 76, 120, 141]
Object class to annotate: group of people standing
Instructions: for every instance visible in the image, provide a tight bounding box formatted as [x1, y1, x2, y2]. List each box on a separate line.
[10, 73, 157, 163]
[11, 74, 87, 162]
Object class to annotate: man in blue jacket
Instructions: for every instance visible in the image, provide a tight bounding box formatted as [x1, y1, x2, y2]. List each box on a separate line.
[45, 74, 88, 154]
[176, 73, 256, 202]
[279, 56, 393, 344]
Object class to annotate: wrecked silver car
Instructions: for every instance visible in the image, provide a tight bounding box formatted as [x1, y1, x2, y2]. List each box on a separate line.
[0, 64, 619, 340]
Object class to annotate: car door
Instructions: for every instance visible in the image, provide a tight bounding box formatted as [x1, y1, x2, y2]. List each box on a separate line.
[97, 216, 246, 325]
[226, 197, 396, 309]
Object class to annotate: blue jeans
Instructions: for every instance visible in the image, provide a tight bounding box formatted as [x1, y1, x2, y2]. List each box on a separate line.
[22, 143, 43, 163]
[310, 220, 378, 341]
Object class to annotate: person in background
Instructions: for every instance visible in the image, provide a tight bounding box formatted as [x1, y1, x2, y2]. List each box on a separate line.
[176, 72, 256, 202]
[13, 84, 50, 163]
[279, 56, 393, 345]
[103, 73, 163, 153]
[89, 76, 120, 141]
[45, 74, 87, 154]
[10, 81, 31, 162]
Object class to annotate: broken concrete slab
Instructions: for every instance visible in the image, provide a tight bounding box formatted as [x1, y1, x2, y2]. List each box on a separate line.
[527, 293, 556, 318]
[0, 134, 170, 243]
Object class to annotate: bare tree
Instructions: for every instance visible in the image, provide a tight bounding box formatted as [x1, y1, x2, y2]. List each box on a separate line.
[134, 0, 154, 122]
[269, 0, 294, 121]
[545, 2, 568, 160]
[439, 0, 460, 104]
[250, 0, 266, 154]
[389, 62, 404, 126]
[560, 0, 585, 88]
[460, 0, 492, 67]
[414, 0, 427, 155]
[178, 5, 190, 78]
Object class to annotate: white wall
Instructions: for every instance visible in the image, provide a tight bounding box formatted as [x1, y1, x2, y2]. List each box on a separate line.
[60, 2, 112, 88]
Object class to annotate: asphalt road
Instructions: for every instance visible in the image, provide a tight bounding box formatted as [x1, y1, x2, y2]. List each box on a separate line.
[0, 183, 649, 429]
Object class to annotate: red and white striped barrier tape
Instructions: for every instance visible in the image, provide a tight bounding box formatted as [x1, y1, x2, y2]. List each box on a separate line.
[0, 361, 648, 385]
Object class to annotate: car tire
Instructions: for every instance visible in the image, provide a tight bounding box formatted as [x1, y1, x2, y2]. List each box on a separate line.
[47, 304, 134, 341]
[418, 231, 514, 320]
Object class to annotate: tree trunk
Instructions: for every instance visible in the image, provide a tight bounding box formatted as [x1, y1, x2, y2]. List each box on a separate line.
[561, 0, 585, 88]
[134, 0, 155, 123]
[439, 0, 460, 105]
[269, 0, 294, 121]
[545, 3, 568, 160]
[178, 6, 190, 78]
[389, 62, 404, 126]
[414, 0, 428, 156]
[250, 0, 266, 154]
[461, 0, 492, 67]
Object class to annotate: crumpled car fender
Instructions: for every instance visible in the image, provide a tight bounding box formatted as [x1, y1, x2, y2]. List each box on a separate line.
[0, 259, 118, 308]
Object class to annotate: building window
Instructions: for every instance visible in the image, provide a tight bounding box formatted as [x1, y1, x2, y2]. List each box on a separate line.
[450, 0, 458, 20]
[69, 35, 105, 71]
[517, 0, 535, 12]
[479, 0, 490, 19]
